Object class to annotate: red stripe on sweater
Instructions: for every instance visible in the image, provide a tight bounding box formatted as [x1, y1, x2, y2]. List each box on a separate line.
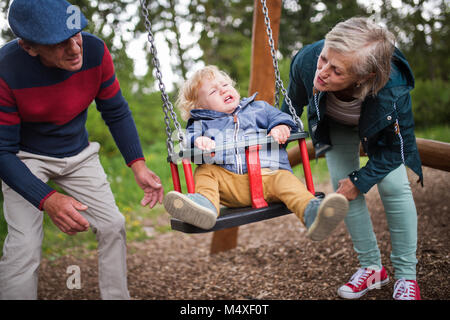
[0, 77, 16, 107]
[127, 157, 145, 167]
[0, 111, 20, 125]
[97, 78, 120, 100]
[101, 42, 115, 83]
[38, 190, 57, 211]
[12, 67, 102, 125]
[96, 42, 120, 100]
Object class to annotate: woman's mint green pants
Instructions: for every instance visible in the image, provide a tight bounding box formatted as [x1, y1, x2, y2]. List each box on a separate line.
[325, 122, 418, 280]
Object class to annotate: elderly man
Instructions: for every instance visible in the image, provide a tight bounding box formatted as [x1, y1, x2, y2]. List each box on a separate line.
[0, 0, 163, 299]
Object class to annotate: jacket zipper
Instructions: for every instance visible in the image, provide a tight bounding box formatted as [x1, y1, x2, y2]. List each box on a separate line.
[233, 107, 243, 174]
[393, 102, 405, 164]
[313, 87, 322, 121]
[314, 90, 406, 164]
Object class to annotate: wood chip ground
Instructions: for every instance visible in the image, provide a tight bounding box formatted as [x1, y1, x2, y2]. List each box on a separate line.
[37, 167, 449, 300]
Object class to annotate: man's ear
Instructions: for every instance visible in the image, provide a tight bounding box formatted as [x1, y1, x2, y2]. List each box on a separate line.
[18, 39, 39, 57]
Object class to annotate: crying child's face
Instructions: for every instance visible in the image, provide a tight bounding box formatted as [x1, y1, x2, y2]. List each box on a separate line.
[197, 75, 240, 114]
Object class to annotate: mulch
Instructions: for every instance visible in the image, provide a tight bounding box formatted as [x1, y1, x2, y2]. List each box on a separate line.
[37, 167, 449, 300]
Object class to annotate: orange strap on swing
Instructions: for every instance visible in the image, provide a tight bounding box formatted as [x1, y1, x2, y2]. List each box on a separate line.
[245, 145, 269, 208]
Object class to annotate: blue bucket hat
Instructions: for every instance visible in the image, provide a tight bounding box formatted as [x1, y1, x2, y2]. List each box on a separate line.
[8, 0, 88, 45]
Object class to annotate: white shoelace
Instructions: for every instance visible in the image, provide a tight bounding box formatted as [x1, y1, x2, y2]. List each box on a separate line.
[393, 278, 416, 300]
[349, 268, 372, 287]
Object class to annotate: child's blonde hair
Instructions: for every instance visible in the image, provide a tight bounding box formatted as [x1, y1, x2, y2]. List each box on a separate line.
[176, 65, 236, 121]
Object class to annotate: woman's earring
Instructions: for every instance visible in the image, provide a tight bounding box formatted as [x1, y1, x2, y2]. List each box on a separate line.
[355, 82, 361, 88]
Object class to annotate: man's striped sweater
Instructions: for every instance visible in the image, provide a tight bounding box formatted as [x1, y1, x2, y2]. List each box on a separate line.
[0, 32, 144, 209]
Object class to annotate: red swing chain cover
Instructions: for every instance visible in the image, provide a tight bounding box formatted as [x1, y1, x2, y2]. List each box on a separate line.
[245, 145, 269, 208]
[298, 138, 315, 194]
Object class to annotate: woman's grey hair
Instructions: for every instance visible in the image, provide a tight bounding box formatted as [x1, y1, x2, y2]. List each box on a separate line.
[325, 17, 396, 99]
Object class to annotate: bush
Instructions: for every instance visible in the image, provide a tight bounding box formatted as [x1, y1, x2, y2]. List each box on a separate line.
[86, 89, 180, 158]
[411, 79, 450, 128]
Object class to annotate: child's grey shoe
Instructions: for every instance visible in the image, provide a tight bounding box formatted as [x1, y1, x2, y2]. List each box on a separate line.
[163, 191, 218, 230]
[304, 193, 349, 241]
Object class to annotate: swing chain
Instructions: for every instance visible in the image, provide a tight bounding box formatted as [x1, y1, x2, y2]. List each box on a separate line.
[260, 0, 304, 131]
[140, 0, 186, 154]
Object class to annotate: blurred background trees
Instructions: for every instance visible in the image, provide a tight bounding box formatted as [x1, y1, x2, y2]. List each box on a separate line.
[2, 0, 447, 94]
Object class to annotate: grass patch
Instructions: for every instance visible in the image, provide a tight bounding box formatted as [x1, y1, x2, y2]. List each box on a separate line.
[415, 124, 450, 142]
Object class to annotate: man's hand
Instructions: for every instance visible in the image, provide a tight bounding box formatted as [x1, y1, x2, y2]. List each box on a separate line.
[131, 160, 164, 209]
[43, 192, 90, 235]
[268, 124, 291, 144]
[336, 177, 360, 201]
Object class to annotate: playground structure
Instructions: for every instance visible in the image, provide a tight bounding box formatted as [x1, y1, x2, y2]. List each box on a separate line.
[288, 138, 450, 173]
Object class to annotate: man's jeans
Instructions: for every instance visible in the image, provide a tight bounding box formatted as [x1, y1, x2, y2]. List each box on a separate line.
[0, 142, 130, 299]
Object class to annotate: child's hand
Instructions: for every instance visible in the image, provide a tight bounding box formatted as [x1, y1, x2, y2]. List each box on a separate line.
[195, 136, 216, 151]
[268, 124, 291, 144]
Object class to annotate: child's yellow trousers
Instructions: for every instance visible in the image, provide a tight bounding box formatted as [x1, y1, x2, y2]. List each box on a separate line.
[194, 164, 315, 224]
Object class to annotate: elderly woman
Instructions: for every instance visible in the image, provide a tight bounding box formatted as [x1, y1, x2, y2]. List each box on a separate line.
[282, 17, 423, 300]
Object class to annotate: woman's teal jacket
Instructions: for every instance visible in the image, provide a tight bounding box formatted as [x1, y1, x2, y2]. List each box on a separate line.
[281, 40, 423, 193]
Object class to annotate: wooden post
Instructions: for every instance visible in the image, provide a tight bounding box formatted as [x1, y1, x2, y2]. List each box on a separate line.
[287, 140, 358, 166]
[248, 0, 282, 104]
[210, 0, 282, 255]
[287, 138, 450, 172]
[210, 228, 239, 255]
[416, 138, 450, 172]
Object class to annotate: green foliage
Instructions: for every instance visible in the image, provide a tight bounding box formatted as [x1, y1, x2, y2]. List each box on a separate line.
[380, 0, 449, 81]
[279, 0, 368, 57]
[415, 125, 450, 143]
[137, 0, 200, 81]
[411, 79, 450, 128]
[86, 89, 172, 157]
[187, 0, 254, 89]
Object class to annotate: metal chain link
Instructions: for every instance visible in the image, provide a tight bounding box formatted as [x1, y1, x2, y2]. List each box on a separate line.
[140, 0, 304, 149]
[139, 0, 186, 155]
[260, 0, 304, 131]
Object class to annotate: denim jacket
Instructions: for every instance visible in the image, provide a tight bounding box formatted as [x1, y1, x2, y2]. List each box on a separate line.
[282, 40, 423, 193]
[186, 93, 298, 174]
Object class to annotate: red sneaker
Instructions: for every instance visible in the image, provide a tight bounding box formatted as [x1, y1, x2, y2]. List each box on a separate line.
[337, 266, 390, 299]
[393, 279, 421, 300]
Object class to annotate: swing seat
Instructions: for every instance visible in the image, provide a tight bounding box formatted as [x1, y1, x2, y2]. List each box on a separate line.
[167, 131, 320, 234]
[141, 0, 321, 240]
[170, 203, 290, 233]
[170, 192, 325, 234]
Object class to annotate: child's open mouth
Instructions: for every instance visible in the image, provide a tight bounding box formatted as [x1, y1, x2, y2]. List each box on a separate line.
[224, 95, 233, 103]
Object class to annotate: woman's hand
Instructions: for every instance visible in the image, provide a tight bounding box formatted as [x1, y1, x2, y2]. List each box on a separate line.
[268, 124, 291, 144]
[336, 177, 360, 201]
